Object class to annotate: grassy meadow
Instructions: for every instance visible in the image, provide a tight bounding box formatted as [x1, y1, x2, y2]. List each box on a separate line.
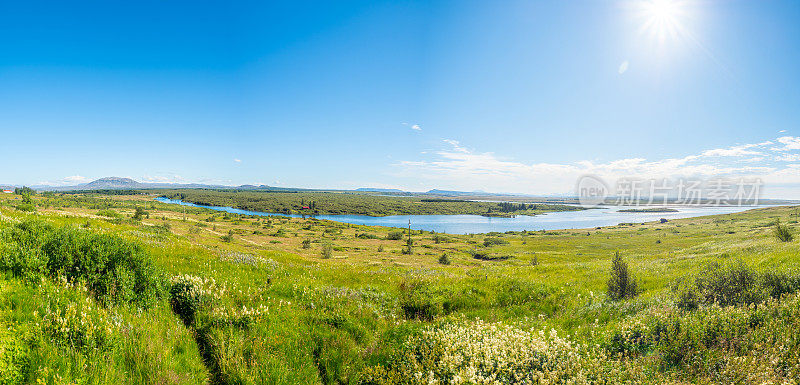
[0, 191, 799, 384]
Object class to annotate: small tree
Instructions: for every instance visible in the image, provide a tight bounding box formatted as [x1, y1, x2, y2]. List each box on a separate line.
[221, 230, 234, 243]
[321, 243, 333, 259]
[301, 239, 311, 249]
[402, 236, 414, 255]
[775, 220, 794, 242]
[607, 252, 639, 300]
[132, 206, 147, 221]
[438, 254, 451, 265]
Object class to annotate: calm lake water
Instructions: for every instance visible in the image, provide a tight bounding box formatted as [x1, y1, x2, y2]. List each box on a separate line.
[154, 197, 768, 235]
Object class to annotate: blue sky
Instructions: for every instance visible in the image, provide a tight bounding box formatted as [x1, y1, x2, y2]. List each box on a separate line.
[1, 0, 799, 197]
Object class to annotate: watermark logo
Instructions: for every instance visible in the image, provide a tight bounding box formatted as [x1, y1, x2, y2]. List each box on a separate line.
[576, 175, 609, 207]
[576, 176, 763, 207]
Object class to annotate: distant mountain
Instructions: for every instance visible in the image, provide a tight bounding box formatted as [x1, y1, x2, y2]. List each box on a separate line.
[237, 184, 272, 190]
[425, 189, 495, 196]
[81, 177, 144, 189]
[356, 188, 405, 193]
[33, 177, 234, 191]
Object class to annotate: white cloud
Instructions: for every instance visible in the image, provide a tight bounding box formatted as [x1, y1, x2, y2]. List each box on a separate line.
[394, 136, 800, 197]
[775, 136, 800, 151]
[140, 174, 186, 183]
[443, 139, 469, 153]
[701, 147, 760, 157]
[618, 60, 629, 74]
[776, 153, 800, 162]
[36, 175, 92, 186]
[234, 158, 242, 163]
[63, 175, 91, 184]
[402, 122, 422, 131]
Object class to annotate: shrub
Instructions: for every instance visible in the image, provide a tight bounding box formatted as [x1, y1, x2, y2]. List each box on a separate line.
[221, 230, 234, 243]
[438, 254, 451, 265]
[356, 233, 379, 239]
[13, 203, 36, 212]
[400, 231, 414, 255]
[761, 270, 800, 298]
[96, 209, 122, 219]
[470, 250, 512, 261]
[132, 206, 148, 220]
[676, 260, 761, 310]
[673, 260, 800, 310]
[321, 243, 333, 259]
[37, 280, 119, 351]
[774, 221, 794, 242]
[483, 237, 509, 247]
[0, 219, 163, 308]
[301, 239, 311, 249]
[386, 231, 404, 240]
[363, 319, 611, 383]
[170, 279, 205, 326]
[398, 280, 442, 321]
[607, 252, 639, 301]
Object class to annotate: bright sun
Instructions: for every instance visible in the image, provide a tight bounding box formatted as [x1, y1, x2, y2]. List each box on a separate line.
[638, 0, 686, 43]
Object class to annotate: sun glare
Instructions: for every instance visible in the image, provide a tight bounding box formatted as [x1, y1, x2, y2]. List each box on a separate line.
[637, 0, 687, 44]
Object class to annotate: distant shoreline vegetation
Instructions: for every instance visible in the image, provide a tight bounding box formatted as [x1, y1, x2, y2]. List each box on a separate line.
[154, 189, 587, 217]
[618, 207, 679, 213]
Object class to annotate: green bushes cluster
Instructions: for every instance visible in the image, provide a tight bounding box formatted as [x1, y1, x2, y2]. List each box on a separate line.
[604, 292, 800, 382]
[96, 209, 123, 219]
[0, 219, 163, 308]
[386, 231, 403, 240]
[470, 250, 512, 261]
[673, 260, 800, 310]
[356, 233, 380, 239]
[482, 237, 508, 247]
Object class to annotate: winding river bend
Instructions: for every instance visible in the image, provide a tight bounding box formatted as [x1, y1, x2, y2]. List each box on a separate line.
[154, 197, 767, 234]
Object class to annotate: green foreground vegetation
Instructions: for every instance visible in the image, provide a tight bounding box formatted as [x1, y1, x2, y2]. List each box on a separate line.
[0, 191, 799, 384]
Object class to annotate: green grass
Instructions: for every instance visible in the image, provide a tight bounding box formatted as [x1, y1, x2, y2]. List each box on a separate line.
[0, 192, 799, 384]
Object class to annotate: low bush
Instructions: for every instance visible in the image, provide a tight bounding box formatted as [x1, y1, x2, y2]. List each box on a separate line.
[673, 260, 800, 310]
[482, 237, 509, 247]
[386, 231, 404, 240]
[356, 233, 380, 239]
[398, 280, 442, 321]
[96, 209, 122, 219]
[470, 250, 513, 261]
[364, 319, 616, 383]
[0, 219, 163, 308]
[437, 254, 451, 265]
[14, 203, 36, 212]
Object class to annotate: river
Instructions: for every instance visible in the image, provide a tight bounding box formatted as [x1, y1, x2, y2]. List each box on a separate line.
[153, 197, 769, 234]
